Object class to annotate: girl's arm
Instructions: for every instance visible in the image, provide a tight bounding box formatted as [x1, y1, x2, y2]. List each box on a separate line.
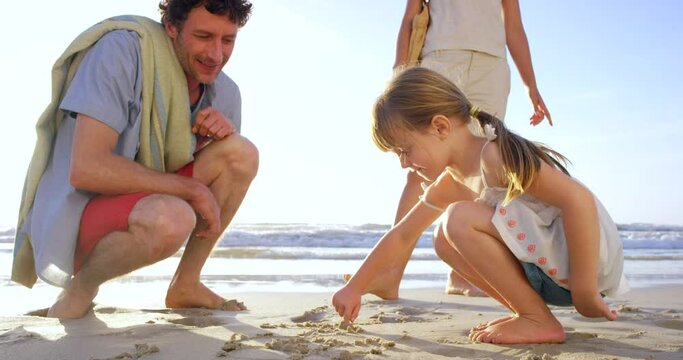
[332, 171, 462, 322]
[526, 162, 616, 320]
[393, 0, 423, 69]
[502, 0, 552, 126]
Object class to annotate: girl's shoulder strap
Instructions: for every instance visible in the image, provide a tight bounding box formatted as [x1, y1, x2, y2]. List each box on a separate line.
[479, 141, 493, 189]
[479, 124, 498, 189]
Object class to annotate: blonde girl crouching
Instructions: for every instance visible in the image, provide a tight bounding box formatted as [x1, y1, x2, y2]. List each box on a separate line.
[332, 67, 628, 344]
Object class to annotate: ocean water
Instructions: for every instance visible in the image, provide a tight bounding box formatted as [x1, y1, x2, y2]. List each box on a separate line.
[1, 223, 682, 314]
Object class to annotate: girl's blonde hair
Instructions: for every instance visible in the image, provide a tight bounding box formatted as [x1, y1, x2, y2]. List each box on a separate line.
[372, 67, 568, 204]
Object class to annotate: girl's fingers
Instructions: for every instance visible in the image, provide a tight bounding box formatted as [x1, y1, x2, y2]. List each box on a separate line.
[544, 109, 553, 126]
[343, 308, 353, 323]
[350, 303, 361, 322]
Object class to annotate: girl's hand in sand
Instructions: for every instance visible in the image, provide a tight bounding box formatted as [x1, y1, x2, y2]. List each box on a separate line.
[332, 286, 361, 323]
[573, 291, 617, 321]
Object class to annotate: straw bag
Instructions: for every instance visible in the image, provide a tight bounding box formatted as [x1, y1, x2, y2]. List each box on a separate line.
[407, 0, 430, 65]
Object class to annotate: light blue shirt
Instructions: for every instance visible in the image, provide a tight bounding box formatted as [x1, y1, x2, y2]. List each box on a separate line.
[22, 30, 242, 287]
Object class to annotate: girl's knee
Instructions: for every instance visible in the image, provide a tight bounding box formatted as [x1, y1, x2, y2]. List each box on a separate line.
[433, 222, 470, 273]
[432, 223, 452, 259]
[442, 202, 477, 248]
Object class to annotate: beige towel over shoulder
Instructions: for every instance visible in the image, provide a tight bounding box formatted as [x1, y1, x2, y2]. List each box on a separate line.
[12, 15, 194, 288]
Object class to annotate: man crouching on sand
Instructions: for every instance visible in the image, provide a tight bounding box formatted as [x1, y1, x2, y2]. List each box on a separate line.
[11, 0, 258, 319]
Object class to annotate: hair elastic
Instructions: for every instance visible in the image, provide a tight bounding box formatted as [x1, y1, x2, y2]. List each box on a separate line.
[469, 106, 481, 118]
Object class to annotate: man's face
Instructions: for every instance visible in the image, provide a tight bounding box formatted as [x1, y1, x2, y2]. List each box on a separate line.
[165, 6, 238, 86]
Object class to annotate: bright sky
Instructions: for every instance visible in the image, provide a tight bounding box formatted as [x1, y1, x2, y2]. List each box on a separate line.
[0, 1, 681, 227]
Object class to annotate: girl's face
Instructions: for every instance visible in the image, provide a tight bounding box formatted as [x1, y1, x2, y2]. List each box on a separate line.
[393, 126, 450, 182]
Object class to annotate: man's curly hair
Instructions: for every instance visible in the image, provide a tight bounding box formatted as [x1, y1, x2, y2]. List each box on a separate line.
[159, 0, 252, 29]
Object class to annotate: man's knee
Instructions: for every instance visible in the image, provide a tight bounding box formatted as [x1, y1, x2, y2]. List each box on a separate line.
[215, 135, 259, 181]
[233, 136, 259, 180]
[131, 195, 196, 261]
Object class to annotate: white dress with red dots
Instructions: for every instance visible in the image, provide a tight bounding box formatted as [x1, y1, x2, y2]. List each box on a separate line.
[466, 134, 629, 297]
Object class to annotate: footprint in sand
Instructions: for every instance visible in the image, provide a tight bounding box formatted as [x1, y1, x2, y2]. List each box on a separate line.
[290, 306, 329, 323]
[625, 330, 647, 339]
[566, 332, 599, 340]
[654, 319, 683, 331]
[135, 343, 160, 356]
[291, 311, 326, 323]
[617, 304, 641, 313]
[369, 312, 401, 323]
[169, 316, 227, 328]
[95, 306, 137, 314]
[394, 306, 428, 316]
[369, 310, 421, 324]
[0, 327, 41, 345]
[90, 343, 159, 360]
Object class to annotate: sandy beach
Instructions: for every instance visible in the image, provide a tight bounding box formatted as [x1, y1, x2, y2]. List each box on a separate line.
[1, 285, 682, 360]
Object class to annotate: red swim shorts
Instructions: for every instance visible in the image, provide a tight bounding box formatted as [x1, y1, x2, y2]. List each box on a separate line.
[74, 161, 195, 273]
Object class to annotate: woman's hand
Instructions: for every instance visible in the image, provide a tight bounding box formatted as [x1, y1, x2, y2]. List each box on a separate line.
[528, 86, 553, 126]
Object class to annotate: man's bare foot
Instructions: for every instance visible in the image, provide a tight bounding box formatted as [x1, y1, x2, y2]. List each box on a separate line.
[47, 284, 98, 319]
[446, 270, 487, 297]
[166, 281, 246, 311]
[342, 266, 402, 300]
[469, 314, 565, 344]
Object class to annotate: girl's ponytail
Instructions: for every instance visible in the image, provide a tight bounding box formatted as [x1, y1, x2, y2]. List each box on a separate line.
[469, 105, 569, 204]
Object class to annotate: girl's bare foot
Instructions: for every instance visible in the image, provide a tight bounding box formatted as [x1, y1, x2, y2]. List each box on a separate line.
[470, 314, 517, 333]
[446, 270, 487, 297]
[342, 266, 402, 300]
[469, 314, 565, 344]
[166, 281, 246, 311]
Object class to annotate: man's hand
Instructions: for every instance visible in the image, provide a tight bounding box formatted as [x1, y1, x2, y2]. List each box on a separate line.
[193, 107, 236, 140]
[332, 285, 362, 323]
[187, 180, 221, 238]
